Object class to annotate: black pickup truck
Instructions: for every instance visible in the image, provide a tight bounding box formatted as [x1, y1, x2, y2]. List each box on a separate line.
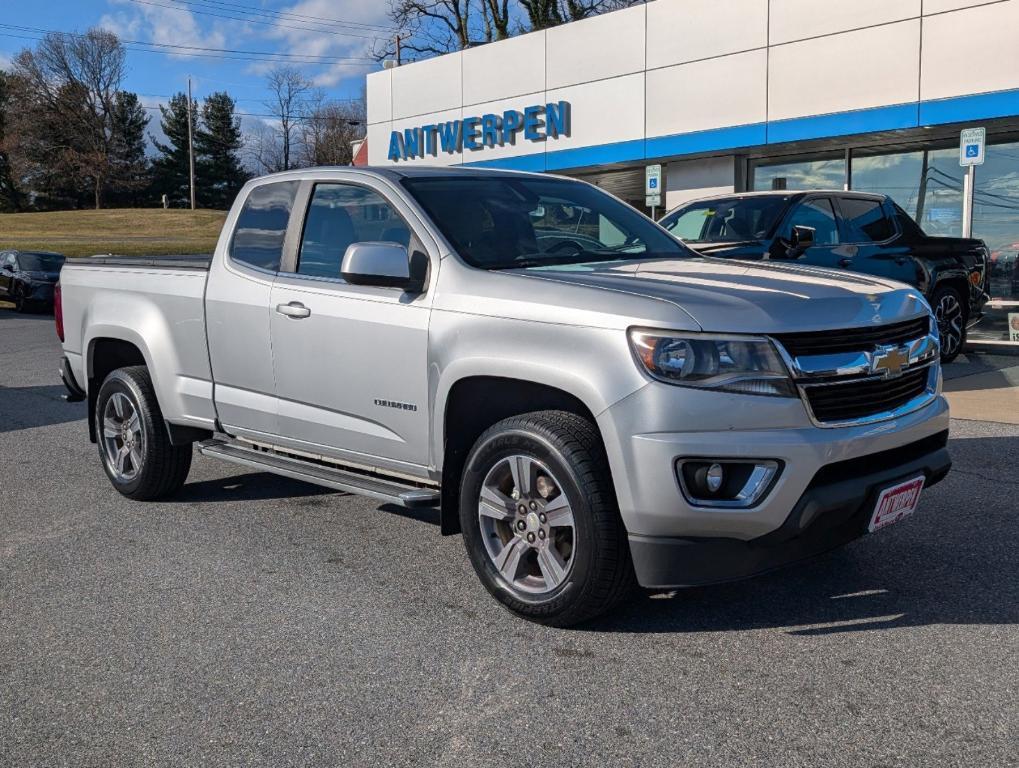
[659, 191, 989, 362]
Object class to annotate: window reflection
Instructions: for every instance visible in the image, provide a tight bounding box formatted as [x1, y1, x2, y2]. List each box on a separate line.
[752, 157, 845, 191]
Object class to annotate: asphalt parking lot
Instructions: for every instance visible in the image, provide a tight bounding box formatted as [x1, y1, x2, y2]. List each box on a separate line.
[2, 308, 1017, 767]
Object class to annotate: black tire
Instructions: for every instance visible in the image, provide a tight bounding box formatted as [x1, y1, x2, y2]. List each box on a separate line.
[459, 410, 635, 627]
[13, 289, 26, 313]
[931, 284, 966, 363]
[94, 366, 192, 500]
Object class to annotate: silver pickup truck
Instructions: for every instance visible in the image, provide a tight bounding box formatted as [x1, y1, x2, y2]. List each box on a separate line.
[57, 167, 951, 626]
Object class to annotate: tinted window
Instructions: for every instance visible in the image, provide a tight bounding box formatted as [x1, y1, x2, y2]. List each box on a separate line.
[841, 198, 895, 242]
[785, 198, 839, 245]
[297, 184, 410, 278]
[661, 196, 789, 243]
[19, 252, 65, 271]
[229, 181, 299, 271]
[403, 176, 689, 270]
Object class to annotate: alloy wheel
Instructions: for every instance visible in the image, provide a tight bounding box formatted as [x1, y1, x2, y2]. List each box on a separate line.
[101, 392, 145, 481]
[477, 454, 576, 595]
[935, 292, 963, 358]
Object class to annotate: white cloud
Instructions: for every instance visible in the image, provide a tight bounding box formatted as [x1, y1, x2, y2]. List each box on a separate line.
[0, 52, 12, 71]
[100, 0, 227, 56]
[258, 0, 389, 88]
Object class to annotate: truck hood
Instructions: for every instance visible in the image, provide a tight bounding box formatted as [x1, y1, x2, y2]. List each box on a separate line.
[517, 256, 929, 333]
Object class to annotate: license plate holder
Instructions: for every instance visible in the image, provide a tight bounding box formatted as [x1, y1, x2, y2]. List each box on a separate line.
[868, 476, 925, 533]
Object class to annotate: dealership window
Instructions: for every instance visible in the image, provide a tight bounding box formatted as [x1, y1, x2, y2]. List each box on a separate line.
[751, 155, 846, 192]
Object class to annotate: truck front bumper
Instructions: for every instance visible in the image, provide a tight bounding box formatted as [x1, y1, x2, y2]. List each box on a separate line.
[628, 429, 950, 588]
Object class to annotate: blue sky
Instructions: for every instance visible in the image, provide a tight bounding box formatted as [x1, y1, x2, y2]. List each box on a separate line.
[0, 0, 392, 142]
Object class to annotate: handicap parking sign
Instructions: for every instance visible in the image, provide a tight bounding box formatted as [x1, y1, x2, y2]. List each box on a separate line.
[960, 127, 985, 166]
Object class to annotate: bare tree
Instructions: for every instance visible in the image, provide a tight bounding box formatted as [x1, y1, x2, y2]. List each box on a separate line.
[263, 66, 312, 172]
[375, 0, 501, 60]
[520, 0, 639, 30]
[299, 94, 367, 167]
[246, 120, 286, 175]
[12, 28, 129, 208]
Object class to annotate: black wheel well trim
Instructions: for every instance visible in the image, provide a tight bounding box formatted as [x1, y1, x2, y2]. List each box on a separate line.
[439, 376, 604, 536]
[85, 338, 148, 443]
[931, 274, 970, 314]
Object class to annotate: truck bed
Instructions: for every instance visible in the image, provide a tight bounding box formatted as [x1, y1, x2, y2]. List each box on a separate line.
[70, 254, 212, 270]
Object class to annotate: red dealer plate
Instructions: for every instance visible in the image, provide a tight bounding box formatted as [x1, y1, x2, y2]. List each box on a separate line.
[868, 476, 926, 533]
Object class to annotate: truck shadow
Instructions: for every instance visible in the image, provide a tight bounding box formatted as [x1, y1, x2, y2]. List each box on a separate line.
[0, 385, 85, 433]
[171, 472, 337, 504]
[584, 433, 1019, 635]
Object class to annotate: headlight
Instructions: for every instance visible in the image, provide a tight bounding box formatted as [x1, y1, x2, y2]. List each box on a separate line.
[628, 329, 795, 397]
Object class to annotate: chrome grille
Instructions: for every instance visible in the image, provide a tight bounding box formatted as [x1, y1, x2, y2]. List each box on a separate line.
[803, 368, 931, 424]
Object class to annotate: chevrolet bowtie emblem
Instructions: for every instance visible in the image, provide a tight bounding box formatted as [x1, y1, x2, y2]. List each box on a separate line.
[871, 344, 909, 378]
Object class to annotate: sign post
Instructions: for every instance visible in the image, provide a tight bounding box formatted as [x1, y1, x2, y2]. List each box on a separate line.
[645, 164, 662, 219]
[959, 127, 985, 238]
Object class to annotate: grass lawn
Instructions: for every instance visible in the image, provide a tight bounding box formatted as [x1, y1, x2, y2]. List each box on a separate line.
[0, 208, 227, 257]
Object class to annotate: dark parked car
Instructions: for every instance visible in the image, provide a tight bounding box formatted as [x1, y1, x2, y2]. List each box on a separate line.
[659, 191, 989, 362]
[0, 250, 65, 313]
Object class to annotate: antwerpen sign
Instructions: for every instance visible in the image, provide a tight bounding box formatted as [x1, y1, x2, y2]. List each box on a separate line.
[388, 101, 571, 161]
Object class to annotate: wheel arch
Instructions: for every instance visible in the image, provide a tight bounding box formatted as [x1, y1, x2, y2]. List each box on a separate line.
[437, 375, 605, 536]
[86, 335, 150, 443]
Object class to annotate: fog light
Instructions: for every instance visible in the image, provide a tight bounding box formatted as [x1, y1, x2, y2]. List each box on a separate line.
[705, 463, 724, 493]
[677, 459, 782, 509]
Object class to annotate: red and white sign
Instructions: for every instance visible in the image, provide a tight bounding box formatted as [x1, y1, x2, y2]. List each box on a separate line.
[868, 476, 925, 533]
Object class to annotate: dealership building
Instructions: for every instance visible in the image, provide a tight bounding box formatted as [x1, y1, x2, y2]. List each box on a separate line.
[366, 0, 1019, 346]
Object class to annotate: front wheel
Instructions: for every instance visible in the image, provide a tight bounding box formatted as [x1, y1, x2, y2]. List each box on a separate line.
[459, 411, 635, 627]
[932, 285, 966, 363]
[95, 366, 192, 500]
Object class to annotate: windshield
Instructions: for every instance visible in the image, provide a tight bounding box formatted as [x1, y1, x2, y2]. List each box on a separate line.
[20, 252, 65, 272]
[401, 175, 692, 270]
[660, 196, 789, 244]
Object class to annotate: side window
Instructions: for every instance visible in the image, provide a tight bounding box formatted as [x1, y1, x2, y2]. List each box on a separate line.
[297, 183, 411, 278]
[841, 197, 895, 242]
[664, 209, 709, 241]
[786, 198, 839, 246]
[229, 181, 300, 271]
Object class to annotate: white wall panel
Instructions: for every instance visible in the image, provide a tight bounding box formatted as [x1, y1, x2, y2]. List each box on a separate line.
[923, 0, 1003, 13]
[545, 74, 645, 150]
[366, 121, 394, 165]
[366, 70, 392, 125]
[386, 108, 464, 166]
[770, 0, 919, 45]
[921, 0, 1019, 100]
[646, 49, 767, 137]
[391, 53, 462, 120]
[768, 20, 920, 120]
[462, 31, 545, 107]
[647, 0, 767, 70]
[545, 5, 645, 90]
[665, 157, 736, 210]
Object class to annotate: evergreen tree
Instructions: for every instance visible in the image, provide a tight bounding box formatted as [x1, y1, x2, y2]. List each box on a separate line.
[151, 92, 197, 207]
[106, 91, 149, 207]
[196, 91, 247, 209]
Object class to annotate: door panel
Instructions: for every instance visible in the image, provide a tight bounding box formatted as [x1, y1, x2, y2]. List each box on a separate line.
[269, 180, 433, 471]
[837, 198, 917, 286]
[206, 179, 300, 437]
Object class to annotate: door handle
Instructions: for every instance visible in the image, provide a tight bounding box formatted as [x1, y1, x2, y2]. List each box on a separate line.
[838, 257, 853, 268]
[275, 301, 311, 319]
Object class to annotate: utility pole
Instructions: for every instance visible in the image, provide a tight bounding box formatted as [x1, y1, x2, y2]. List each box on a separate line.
[187, 77, 196, 210]
[396, 35, 402, 66]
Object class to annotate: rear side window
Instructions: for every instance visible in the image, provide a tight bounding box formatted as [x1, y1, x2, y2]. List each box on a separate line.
[841, 198, 895, 242]
[297, 183, 410, 278]
[229, 181, 300, 271]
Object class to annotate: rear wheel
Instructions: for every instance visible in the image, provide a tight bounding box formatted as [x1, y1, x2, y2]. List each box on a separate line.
[95, 366, 192, 500]
[932, 285, 966, 363]
[13, 290, 26, 313]
[459, 411, 635, 627]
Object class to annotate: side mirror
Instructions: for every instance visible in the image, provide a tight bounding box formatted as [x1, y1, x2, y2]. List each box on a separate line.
[341, 242, 426, 293]
[788, 225, 816, 255]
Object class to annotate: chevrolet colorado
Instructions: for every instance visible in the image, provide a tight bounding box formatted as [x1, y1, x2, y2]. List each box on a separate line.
[57, 167, 951, 626]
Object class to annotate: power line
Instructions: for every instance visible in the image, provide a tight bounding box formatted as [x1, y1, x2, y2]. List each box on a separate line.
[170, 0, 397, 34]
[126, 0, 387, 41]
[0, 29, 377, 66]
